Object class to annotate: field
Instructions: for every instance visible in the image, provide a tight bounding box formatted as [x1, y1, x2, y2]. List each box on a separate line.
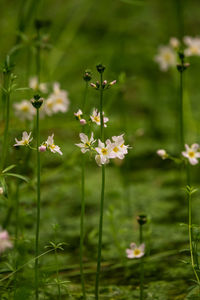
[0, 0, 200, 299]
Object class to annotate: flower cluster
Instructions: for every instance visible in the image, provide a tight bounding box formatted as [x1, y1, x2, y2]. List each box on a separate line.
[0, 230, 13, 254]
[14, 78, 70, 121]
[126, 243, 145, 259]
[74, 108, 109, 127]
[14, 131, 62, 155]
[157, 143, 200, 166]
[76, 133, 129, 166]
[155, 36, 200, 71]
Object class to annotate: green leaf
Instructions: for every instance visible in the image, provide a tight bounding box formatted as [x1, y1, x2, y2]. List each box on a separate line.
[5, 173, 29, 182]
[2, 164, 16, 174]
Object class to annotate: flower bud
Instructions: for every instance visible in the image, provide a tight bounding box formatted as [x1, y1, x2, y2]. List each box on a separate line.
[109, 80, 117, 86]
[96, 64, 105, 74]
[31, 94, 44, 109]
[83, 70, 92, 82]
[39, 145, 46, 152]
[90, 83, 97, 89]
[80, 119, 87, 125]
[137, 214, 147, 226]
[177, 63, 190, 73]
[103, 80, 107, 85]
[0, 187, 3, 195]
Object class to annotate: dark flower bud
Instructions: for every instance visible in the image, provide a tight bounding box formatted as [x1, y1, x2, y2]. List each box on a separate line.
[137, 214, 147, 226]
[83, 69, 92, 81]
[31, 94, 44, 109]
[177, 62, 190, 73]
[96, 81, 100, 88]
[178, 51, 185, 61]
[96, 64, 105, 74]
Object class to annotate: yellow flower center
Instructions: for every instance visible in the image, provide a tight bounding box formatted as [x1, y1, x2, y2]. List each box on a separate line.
[190, 46, 199, 54]
[51, 144, 56, 149]
[85, 142, 90, 147]
[56, 98, 63, 104]
[120, 144, 124, 148]
[21, 105, 29, 112]
[94, 116, 100, 123]
[188, 151, 195, 158]
[113, 146, 119, 152]
[101, 148, 107, 155]
[23, 139, 29, 145]
[47, 102, 53, 108]
[163, 53, 172, 62]
[133, 249, 141, 256]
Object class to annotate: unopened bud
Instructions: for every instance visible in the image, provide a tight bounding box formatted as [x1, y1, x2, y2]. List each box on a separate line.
[109, 80, 117, 86]
[177, 63, 190, 73]
[96, 64, 105, 74]
[103, 80, 107, 85]
[0, 187, 3, 195]
[39, 145, 46, 152]
[80, 119, 87, 125]
[31, 94, 44, 109]
[137, 214, 147, 226]
[90, 83, 97, 89]
[83, 70, 92, 82]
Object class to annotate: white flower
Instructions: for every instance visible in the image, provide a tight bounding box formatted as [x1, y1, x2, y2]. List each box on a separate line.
[29, 77, 48, 93]
[0, 187, 3, 195]
[169, 37, 180, 49]
[74, 109, 83, 119]
[126, 243, 145, 259]
[157, 149, 168, 160]
[182, 144, 200, 165]
[184, 36, 200, 56]
[14, 132, 33, 146]
[76, 133, 95, 153]
[95, 139, 113, 166]
[14, 100, 36, 121]
[0, 230, 13, 254]
[90, 109, 109, 127]
[109, 134, 129, 159]
[44, 82, 70, 115]
[154, 46, 177, 71]
[45, 134, 63, 155]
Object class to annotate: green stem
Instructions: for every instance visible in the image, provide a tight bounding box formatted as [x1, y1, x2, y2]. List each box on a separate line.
[1, 77, 11, 170]
[55, 249, 61, 300]
[36, 28, 41, 83]
[179, 69, 184, 150]
[95, 72, 105, 300]
[35, 108, 41, 300]
[80, 81, 89, 299]
[15, 184, 20, 245]
[139, 225, 144, 300]
[80, 154, 86, 300]
[187, 167, 200, 285]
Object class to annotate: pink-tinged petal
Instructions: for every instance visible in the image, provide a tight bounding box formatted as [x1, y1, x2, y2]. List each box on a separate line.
[98, 139, 105, 148]
[195, 152, 200, 158]
[185, 144, 190, 151]
[139, 243, 145, 252]
[191, 143, 200, 151]
[189, 157, 198, 165]
[95, 155, 102, 166]
[75, 143, 84, 148]
[126, 249, 134, 258]
[135, 252, 145, 258]
[130, 243, 136, 249]
[80, 133, 88, 143]
[182, 151, 188, 158]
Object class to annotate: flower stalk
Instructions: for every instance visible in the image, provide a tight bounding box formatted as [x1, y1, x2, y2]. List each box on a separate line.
[137, 215, 146, 300]
[95, 64, 106, 300]
[80, 70, 91, 300]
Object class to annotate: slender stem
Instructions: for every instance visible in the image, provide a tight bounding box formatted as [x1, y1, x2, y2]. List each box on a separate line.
[179, 69, 184, 150]
[15, 184, 20, 245]
[80, 155, 86, 299]
[188, 192, 200, 284]
[35, 108, 41, 300]
[139, 225, 144, 300]
[1, 76, 11, 170]
[186, 166, 200, 285]
[36, 28, 41, 83]
[55, 249, 61, 300]
[95, 72, 105, 300]
[79, 81, 89, 300]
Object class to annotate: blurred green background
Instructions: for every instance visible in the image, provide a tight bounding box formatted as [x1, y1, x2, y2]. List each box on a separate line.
[1, 0, 200, 299]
